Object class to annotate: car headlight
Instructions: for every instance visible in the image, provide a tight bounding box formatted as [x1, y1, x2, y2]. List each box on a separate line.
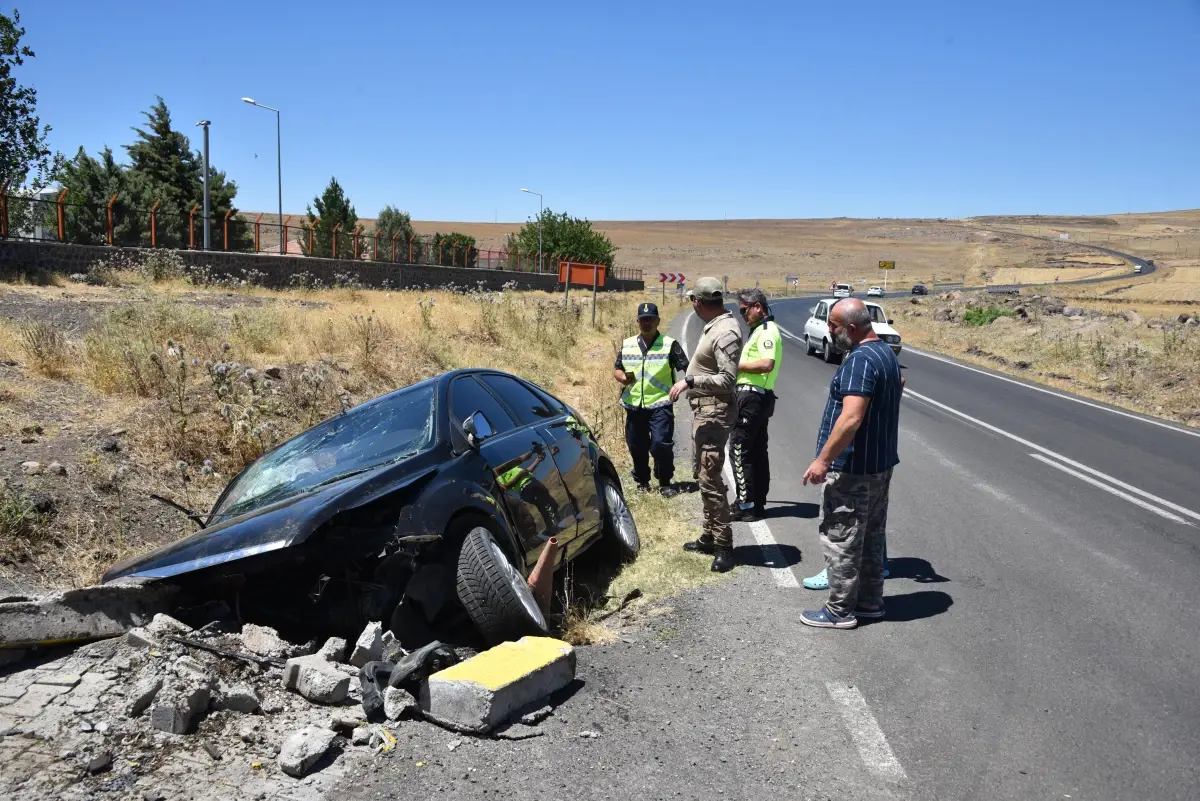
[884, 335, 900, 344]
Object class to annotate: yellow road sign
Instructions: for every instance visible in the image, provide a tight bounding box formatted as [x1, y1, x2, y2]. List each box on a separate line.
[878, 260, 895, 270]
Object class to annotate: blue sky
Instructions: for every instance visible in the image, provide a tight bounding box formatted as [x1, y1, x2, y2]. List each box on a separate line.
[18, 1, 1200, 221]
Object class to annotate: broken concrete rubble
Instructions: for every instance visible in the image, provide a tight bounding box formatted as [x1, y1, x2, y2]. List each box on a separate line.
[279, 726, 338, 777]
[283, 654, 351, 704]
[214, 681, 262, 714]
[318, 636, 348, 663]
[349, 621, 383, 668]
[240, 623, 291, 658]
[150, 677, 213, 734]
[384, 686, 418, 721]
[125, 674, 164, 718]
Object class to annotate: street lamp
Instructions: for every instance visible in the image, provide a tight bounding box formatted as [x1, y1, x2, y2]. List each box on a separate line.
[520, 188, 543, 273]
[194, 120, 210, 249]
[241, 97, 284, 255]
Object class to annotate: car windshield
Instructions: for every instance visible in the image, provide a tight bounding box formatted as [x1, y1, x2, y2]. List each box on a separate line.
[211, 384, 437, 520]
[867, 305, 886, 323]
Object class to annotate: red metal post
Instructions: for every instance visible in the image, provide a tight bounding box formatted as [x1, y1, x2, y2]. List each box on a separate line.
[374, 230, 382, 260]
[223, 210, 234, 251]
[353, 225, 362, 259]
[308, 218, 318, 254]
[189, 203, 199, 248]
[392, 232, 400, 262]
[57, 190, 68, 241]
[408, 236, 414, 263]
[150, 199, 161, 247]
[106, 194, 118, 245]
[281, 215, 291, 255]
[332, 223, 342, 258]
[254, 213, 264, 252]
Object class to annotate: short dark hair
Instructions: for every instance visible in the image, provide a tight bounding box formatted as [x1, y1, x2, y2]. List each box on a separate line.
[737, 288, 769, 312]
[697, 297, 725, 310]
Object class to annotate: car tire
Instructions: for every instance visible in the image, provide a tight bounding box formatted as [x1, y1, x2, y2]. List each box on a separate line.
[805, 335, 817, 356]
[600, 475, 640, 562]
[822, 339, 838, 364]
[456, 524, 548, 646]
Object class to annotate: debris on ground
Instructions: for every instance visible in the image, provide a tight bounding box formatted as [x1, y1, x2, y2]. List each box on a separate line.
[279, 726, 338, 777]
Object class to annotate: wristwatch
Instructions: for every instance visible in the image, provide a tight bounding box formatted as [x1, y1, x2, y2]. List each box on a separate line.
[685, 376, 695, 388]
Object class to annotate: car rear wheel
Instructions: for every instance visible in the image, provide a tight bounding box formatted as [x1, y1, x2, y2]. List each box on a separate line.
[456, 524, 548, 645]
[805, 335, 817, 356]
[600, 476, 640, 562]
[822, 339, 838, 364]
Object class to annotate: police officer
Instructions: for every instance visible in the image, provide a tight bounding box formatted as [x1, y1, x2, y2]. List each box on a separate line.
[731, 288, 782, 522]
[614, 302, 690, 497]
[669, 277, 744, 573]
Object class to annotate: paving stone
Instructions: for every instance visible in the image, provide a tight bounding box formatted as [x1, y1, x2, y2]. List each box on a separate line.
[33, 672, 82, 689]
[282, 655, 349, 704]
[4, 683, 70, 718]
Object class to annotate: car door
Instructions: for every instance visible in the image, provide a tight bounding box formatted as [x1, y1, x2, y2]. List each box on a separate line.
[476, 374, 597, 555]
[448, 375, 573, 561]
[807, 301, 828, 341]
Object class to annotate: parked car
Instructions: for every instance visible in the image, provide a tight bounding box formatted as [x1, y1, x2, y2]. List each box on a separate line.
[803, 298, 903, 361]
[832, 283, 853, 298]
[911, 284, 928, 295]
[103, 370, 639, 645]
[867, 286, 883, 297]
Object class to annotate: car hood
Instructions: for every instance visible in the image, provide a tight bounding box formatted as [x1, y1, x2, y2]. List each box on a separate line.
[102, 456, 439, 583]
[871, 322, 900, 338]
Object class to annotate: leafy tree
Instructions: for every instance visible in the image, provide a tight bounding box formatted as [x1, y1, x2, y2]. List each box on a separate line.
[0, 9, 61, 191]
[509, 209, 615, 269]
[302, 177, 357, 259]
[431, 232, 476, 268]
[373, 205, 415, 262]
[55, 146, 138, 246]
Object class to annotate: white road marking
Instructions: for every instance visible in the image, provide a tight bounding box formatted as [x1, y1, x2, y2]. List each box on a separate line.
[826, 682, 907, 782]
[904, 346, 1200, 439]
[905, 389, 1200, 524]
[749, 520, 800, 588]
[1027, 454, 1189, 524]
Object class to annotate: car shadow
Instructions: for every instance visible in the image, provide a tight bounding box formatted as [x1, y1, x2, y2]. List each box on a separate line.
[733, 543, 802, 568]
[762, 502, 819, 520]
[864, 590, 953, 624]
[886, 557, 950, 583]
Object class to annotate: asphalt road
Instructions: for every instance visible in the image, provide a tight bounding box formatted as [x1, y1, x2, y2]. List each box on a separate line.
[342, 300, 1199, 801]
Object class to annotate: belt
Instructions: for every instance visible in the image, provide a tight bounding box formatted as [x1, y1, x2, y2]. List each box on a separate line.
[736, 385, 767, 394]
[690, 395, 732, 408]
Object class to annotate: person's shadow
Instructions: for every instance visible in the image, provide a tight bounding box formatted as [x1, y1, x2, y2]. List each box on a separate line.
[871, 590, 953, 623]
[886, 557, 950, 583]
[732, 543, 802, 568]
[762, 502, 819, 520]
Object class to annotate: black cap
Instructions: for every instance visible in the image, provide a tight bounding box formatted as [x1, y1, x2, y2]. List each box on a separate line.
[637, 302, 659, 320]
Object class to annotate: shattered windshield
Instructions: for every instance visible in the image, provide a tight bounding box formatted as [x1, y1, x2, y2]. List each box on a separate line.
[211, 384, 437, 520]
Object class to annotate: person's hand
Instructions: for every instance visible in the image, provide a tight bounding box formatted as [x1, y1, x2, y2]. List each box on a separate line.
[668, 379, 689, 402]
[802, 458, 831, 486]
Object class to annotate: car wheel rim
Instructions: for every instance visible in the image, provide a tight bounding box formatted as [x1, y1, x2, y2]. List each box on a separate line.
[488, 538, 546, 630]
[605, 483, 638, 551]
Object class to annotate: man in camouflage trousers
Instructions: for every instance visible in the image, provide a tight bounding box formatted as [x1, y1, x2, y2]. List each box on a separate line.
[800, 299, 904, 629]
[669, 277, 744, 573]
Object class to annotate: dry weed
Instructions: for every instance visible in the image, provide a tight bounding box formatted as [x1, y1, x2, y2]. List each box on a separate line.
[17, 319, 71, 379]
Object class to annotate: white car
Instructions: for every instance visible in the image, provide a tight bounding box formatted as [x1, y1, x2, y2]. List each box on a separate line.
[803, 298, 902, 362]
[832, 283, 853, 298]
[867, 286, 883, 297]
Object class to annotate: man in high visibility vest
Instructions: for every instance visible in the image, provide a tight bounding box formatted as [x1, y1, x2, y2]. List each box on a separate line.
[731, 288, 782, 522]
[614, 302, 690, 497]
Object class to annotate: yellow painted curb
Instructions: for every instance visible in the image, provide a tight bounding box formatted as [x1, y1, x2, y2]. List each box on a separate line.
[431, 636, 573, 692]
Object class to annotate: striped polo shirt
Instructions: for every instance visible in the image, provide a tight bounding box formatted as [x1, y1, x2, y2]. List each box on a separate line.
[815, 339, 902, 475]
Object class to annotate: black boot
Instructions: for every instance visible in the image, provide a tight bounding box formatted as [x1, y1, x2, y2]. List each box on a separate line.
[710, 547, 735, 573]
[683, 535, 714, 555]
[659, 484, 679, 499]
[730, 505, 762, 523]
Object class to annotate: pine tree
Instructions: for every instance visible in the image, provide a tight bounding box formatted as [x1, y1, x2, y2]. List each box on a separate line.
[372, 205, 415, 261]
[303, 177, 357, 259]
[55, 147, 138, 246]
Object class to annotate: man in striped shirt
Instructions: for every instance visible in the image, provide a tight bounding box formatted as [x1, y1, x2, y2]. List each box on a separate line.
[800, 299, 904, 630]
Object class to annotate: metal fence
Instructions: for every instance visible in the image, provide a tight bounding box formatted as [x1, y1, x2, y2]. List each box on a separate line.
[0, 193, 642, 282]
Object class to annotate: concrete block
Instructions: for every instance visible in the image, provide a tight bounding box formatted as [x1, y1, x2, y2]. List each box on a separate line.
[420, 636, 575, 734]
[278, 726, 337, 777]
[123, 627, 160, 650]
[383, 687, 417, 721]
[282, 655, 350, 704]
[329, 708, 365, 733]
[149, 679, 212, 734]
[349, 622, 383, 668]
[0, 580, 179, 650]
[240, 624, 289, 658]
[125, 675, 163, 718]
[146, 614, 192, 637]
[317, 637, 347, 663]
[172, 656, 212, 683]
[214, 682, 261, 714]
[32, 672, 81, 688]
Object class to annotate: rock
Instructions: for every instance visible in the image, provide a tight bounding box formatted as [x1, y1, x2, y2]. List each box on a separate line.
[1175, 312, 1192, 324]
[380, 631, 406, 664]
[100, 438, 121, 453]
[421, 637, 575, 734]
[1013, 306, 1028, 319]
[240, 623, 290, 658]
[519, 705, 553, 725]
[1062, 306, 1081, 317]
[1041, 296, 1067, 314]
[578, 730, 602, 739]
[317, 637, 348, 664]
[1147, 317, 1165, 329]
[447, 738, 462, 751]
[148, 613, 192, 638]
[124, 627, 161, 650]
[282, 655, 351, 704]
[173, 656, 212, 683]
[329, 709, 366, 733]
[109, 428, 127, 437]
[46, 462, 67, 476]
[150, 678, 212, 734]
[278, 726, 337, 778]
[351, 725, 373, 746]
[126, 676, 163, 719]
[214, 682, 261, 714]
[264, 365, 284, 380]
[991, 315, 1016, 327]
[87, 751, 113, 774]
[1188, 317, 1200, 327]
[384, 686, 418, 721]
[933, 308, 954, 322]
[350, 622, 383, 668]
[20, 461, 43, 476]
[1120, 309, 1143, 325]
[492, 723, 545, 741]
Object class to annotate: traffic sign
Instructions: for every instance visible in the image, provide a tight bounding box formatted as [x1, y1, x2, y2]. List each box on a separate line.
[878, 261, 895, 270]
[658, 272, 686, 283]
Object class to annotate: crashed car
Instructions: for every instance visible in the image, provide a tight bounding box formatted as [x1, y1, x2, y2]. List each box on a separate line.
[103, 369, 639, 645]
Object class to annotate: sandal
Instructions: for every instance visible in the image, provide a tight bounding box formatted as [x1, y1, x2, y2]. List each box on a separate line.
[802, 568, 828, 590]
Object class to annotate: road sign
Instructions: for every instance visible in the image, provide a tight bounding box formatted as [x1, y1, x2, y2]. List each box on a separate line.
[878, 261, 895, 270]
[658, 272, 686, 283]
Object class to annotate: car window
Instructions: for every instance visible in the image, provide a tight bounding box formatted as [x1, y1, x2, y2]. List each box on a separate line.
[478, 374, 560, 427]
[449, 376, 516, 434]
[867, 305, 886, 323]
[815, 303, 827, 321]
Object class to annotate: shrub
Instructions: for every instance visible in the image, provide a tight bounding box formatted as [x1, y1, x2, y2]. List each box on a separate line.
[18, 319, 70, 377]
[962, 306, 1016, 327]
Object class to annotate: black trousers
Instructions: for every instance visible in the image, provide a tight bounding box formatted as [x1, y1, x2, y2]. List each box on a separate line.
[730, 389, 775, 508]
[624, 406, 675, 486]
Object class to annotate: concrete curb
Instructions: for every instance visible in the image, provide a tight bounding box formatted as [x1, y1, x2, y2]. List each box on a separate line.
[0, 580, 180, 653]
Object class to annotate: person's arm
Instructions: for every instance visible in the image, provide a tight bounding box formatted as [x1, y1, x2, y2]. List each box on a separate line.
[669, 340, 690, 374]
[692, 331, 742, 392]
[802, 395, 869, 485]
[613, 353, 632, 386]
[742, 324, 782, 373]
[739, 357, 775, 374]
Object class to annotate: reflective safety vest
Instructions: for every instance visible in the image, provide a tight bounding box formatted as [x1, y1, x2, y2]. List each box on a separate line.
[498, 465, 533, 493]
[737, 318, 782, 391]
[620, 333, 677, 410]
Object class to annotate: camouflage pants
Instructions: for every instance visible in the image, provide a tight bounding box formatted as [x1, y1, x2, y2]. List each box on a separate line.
[692, 400, 735, 548]
[820, 468, 893, 618]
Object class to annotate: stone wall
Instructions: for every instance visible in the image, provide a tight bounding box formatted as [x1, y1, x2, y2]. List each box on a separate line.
[0, 240, 644, 293]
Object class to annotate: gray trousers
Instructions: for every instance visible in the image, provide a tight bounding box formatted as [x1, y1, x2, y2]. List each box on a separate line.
[820, 468, 893, 618]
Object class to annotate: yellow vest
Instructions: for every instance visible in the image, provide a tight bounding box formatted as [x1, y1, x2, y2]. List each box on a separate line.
[737, 319, 781, 391]
[620, 334, 676, 410]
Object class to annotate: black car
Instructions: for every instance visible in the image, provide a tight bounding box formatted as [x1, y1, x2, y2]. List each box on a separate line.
[103, 369, 639, 645]
[911, 284, 928, 295]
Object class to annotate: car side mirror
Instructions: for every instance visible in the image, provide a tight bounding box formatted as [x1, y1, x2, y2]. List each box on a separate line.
[888, 318, 894, 325]
[809, 306, 816, 315]
[463, 411, 494, 448]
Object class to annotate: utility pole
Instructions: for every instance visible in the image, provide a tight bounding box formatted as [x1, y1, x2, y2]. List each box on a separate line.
[242, 98, 284, 254]
[195, 121, 211, 249]
[520, 188, 543, 273]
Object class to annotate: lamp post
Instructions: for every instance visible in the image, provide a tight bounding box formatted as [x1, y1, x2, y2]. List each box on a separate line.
[520, 188, 543, 273]
[241, 97, 284, 254]
[195, 121, 211, 249]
